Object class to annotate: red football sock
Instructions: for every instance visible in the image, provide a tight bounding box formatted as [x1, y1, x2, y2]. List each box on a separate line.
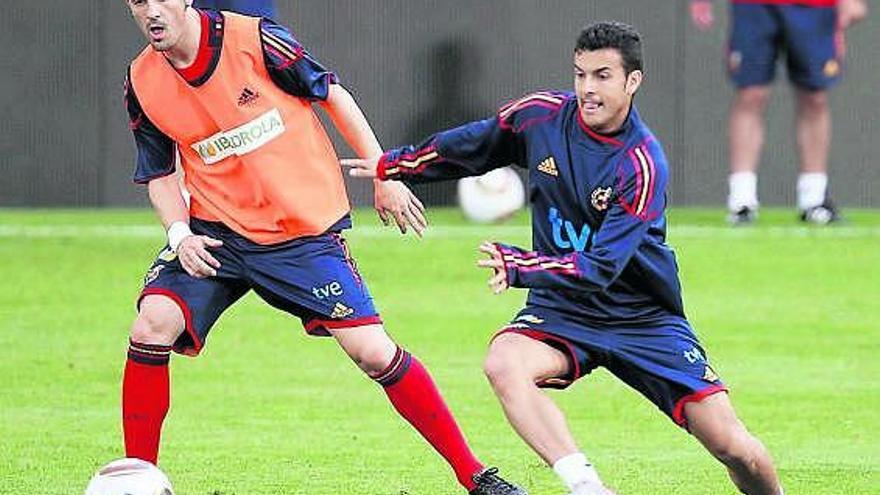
[374, 348, 484, 490]
[122, 340, 171, 464]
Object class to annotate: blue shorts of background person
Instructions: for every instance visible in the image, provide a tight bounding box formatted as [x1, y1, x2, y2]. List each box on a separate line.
[728, 2, 842, 90]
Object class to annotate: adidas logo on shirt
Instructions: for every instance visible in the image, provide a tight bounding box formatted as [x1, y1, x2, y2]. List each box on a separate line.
[237, 87, 260, 107]
[537, 156, 558, 177]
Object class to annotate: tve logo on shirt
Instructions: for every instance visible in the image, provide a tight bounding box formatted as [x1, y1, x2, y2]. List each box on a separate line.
[191, 108, 285, 165]
[549, 207, 592, 252]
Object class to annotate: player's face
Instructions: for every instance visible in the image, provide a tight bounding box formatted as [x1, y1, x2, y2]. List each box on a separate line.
[574, 48, 643, 133]
[127, 0, 191, 52]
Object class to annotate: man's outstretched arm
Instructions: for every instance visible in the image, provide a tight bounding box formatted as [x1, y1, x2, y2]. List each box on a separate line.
[343, 116, 521, 182]
[319, 84, 426, 236]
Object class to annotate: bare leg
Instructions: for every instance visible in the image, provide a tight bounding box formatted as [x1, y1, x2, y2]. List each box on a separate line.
[727, 86, 772, 216]
[794, 88, 833, 214]
[483, 333, 578, 463]
[795, 88, 831, 174]
[328, 323, 397, 375]
[483, 333, 612, 494]
[686, 393, 781, 495]
[730, 86, 772, 175]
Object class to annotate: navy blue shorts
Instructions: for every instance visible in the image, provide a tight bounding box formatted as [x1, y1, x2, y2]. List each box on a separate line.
[728, 3, 842, 90]
[495, 306, 727, 428]
[138, 219, 380, 356]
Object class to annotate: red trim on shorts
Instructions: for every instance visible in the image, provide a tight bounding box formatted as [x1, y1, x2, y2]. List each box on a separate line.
[492, 326, 581, 389]
[138, 288, 202, 356]
[304, 315, 383, 336]
[672, 384, 729, 428]
[330, 233, 362, 285]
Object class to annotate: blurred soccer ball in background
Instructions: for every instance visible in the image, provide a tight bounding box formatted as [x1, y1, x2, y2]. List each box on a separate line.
[85, 458, 174, 495]
[457, 167, 526, 223]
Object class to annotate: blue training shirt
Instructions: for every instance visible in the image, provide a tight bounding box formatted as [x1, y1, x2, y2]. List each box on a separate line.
[379, 91, 686, 323]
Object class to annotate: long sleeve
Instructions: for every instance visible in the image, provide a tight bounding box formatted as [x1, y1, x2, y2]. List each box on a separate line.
[378, 91, 573, 183]
[377, 117, 521, 183]
[499, 140, 668, 291]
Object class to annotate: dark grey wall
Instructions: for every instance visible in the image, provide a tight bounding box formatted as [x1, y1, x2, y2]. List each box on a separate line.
[1, 1, 877, 207]
[1, 1, 104, 206]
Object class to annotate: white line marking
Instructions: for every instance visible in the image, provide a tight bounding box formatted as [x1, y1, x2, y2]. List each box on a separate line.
[1, 224, 878, 239]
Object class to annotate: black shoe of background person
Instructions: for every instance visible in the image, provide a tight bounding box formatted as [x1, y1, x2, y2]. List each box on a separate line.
[469, 467, 528, 495]
[727, 206, 757, 226]
[800, 199, 843, 225]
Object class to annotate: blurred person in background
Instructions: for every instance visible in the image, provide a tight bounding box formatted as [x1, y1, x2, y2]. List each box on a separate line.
[690, 0, 868, 225]
[194, 0, 276, 18]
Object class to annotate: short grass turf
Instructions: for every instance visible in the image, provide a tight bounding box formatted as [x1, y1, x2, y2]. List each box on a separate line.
[0, 207, 878, 494]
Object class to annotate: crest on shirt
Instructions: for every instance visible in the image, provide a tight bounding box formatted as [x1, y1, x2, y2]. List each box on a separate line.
[590, 186, 613, 211]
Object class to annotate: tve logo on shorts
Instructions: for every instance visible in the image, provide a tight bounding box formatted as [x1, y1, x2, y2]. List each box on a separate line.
[191, 108, 285, 165]
[312, 281, 344, 300]
[549, 207, 592, 252]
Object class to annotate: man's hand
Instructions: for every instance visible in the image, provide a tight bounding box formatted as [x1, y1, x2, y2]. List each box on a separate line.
[176, 235, 223, 278]
[374, 180, 428, 237]
[838, 0, 868, 29]
[341, 157, 379, 178]
[690, 0, 714, 31]
[477, 242, 509, 294]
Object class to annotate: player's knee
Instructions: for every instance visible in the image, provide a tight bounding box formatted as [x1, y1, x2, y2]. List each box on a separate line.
[482, 342, 520, 389]
[736, 87, 772, 112]
[706, 436, 739, 465]
[330, 323, 399, 375]
[797, 89, 829, 112]
[130, 305, 184, 345]
[354, 344, 398, 375]
[704, 426, 758, 468]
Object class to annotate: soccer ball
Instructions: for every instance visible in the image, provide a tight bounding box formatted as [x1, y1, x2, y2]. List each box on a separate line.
[457, 166, 526, 223]
[84, 458, 174, 495]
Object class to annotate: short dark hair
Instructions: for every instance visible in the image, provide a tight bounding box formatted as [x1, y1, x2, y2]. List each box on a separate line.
[575, 21, 643, 75]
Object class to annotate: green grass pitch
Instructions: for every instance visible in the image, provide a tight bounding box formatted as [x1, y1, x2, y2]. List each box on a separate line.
[1, 208, 878, 494]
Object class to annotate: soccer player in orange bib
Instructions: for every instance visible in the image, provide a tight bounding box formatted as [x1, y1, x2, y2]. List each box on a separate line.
[122, 1, 525, 493]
